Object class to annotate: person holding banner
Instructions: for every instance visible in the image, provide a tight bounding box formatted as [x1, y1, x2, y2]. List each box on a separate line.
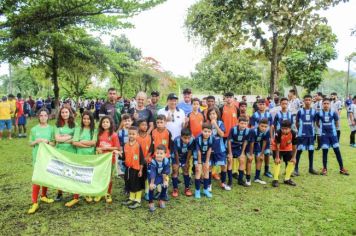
[28, 108, 55, 214]
[66, 111, 98, 207]
[54, 107, 77, 202]
[96, 116, 120, 203]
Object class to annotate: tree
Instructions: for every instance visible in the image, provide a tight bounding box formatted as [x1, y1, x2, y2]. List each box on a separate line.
[186, 0, 347, 95]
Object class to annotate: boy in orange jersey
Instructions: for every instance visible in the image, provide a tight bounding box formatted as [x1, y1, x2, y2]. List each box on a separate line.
[151, 115, 173, 158]
[186, 98, 204, 138]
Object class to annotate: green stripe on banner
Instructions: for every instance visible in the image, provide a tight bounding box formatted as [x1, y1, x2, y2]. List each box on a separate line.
[32, 143, 112, 196]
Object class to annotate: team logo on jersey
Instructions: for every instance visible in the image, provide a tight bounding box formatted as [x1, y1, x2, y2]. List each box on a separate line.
[232, 113, 237, 117]
[325, 116, 329, 122]
[162, 139, 167, 145]
[306, 115, 310, 121]
[134, 154, 138, 160]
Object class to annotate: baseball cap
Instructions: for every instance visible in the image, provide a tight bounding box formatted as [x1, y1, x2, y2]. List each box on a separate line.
[167, 93, 178, 100]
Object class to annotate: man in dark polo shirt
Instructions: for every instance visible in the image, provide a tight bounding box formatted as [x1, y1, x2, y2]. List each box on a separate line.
[99, 88, 119, 129]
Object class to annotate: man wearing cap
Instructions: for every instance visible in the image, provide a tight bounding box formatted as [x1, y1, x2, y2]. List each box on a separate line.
[0, 96, 12, 139]
[158, 93, 186, 140]
[177, 88, 193, 116]
[147, 91, 163, 122]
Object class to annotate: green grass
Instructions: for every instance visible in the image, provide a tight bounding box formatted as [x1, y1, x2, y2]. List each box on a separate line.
[0, 111, 355, 235]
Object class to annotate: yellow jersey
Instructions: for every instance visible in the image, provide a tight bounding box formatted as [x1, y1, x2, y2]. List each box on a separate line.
[0, 101, 11, 120]
[9, 99, 16, 117]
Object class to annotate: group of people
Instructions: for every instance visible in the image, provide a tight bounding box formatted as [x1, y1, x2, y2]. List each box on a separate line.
[21, 87, 355, 214]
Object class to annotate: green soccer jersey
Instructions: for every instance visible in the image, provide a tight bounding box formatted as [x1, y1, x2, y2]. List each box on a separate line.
[54, 124, 76, 153]
[73, 127, 98, 155]
[30, 124, 54, 165]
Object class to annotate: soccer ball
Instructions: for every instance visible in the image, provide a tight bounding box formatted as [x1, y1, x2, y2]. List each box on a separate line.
[63, 168, 76, 178]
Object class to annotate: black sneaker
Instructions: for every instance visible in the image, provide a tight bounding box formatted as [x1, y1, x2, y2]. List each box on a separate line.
[55, 193, 63, 202]
[309, 169, 319, 175]
[238, 180, 249, 187]
[128, 201, 141, 209]
[339, 168, 350, 176]
[272, 180, 279, 187]
[284, 179, 297, 186]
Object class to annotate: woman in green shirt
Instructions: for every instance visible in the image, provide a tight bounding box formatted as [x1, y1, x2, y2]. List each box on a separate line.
[28, 108, 55, 214]
[54, 106, 76, 201]
[66, 111, 97, 207]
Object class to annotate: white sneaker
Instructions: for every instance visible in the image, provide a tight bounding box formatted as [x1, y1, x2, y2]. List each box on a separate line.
[246, 180, 251, 186]
[221, 183, 231, 191]
[254, 179, 266, 185]
[208, 185, 212, 192]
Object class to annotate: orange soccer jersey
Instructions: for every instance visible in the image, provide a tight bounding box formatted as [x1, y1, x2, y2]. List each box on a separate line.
[221, 105, 239, 137]
[123, 142, 144, 171]
[136, 134, 153, 163]
[188, 111, 204, 137]
[151, 128, 172, 158]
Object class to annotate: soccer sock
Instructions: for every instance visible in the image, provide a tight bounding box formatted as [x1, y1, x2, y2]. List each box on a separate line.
[203, 178, 209, 190]
[32, 184, 40, 203]
[350, 131, 356, 145]
[322, 149, 328, 169]
[145, 180, 149, 194]
[209, 171, 212, 185]
[212, 166, 217, 175]
[161, 186, 167, 200]
[264, 164, 270, 173]
[295, 150, 302, 171]
[246, 175, 251, 181]
[232, 158, 238, 174]
[107, 180, 113, 194]
[74, 194, 79, 200]
[149, 190, 154, 203]
[41, 186, 48, 197]
[333, 147, 344, 170]
[195, 178, 201, 191]
[183, 175, 190, 188]
[337, 130, 340, 141]
[273, 163, 281, 181]
[129, 192, 135, 201]
[135, 191, 142, 203]
[220, 171, 227, 184]
[317, 136, 321, 148]
[308, 150, 314, 170]
[255, 170, 261, 180]
[227, 170, 233, 186]
[238, 170, 244, 182]
[172, 177, 179, 189]
[285, 162, 295, 180]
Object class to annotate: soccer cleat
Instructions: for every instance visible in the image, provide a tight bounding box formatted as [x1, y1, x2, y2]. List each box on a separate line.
[309, 169, 319, 175]
[254, 178, 267, 185]
[28, 203, 39, 214]
[149, 204, 156, 212]
[122, 199, 134, 206]
[272, 180, 279, 187]
[238, 180, 249, 187]
[172, 188, 179, 198]
[194, 190, 201, 199]
[246, 180, 251, 186]
[105, 194, 112, 204]
[212, 173, 220, 180]
[284, 179, 297, 186]
[40, 196, 54, 204]
[220, 183, 231, 191]
[94, 196, 102, 202]
[65, 199, 79, 208]
[184, 188, 193, 197]
[159, 200, 166, 209]
[339, 168, 350, 176]
[54, 193, 63, 202]
[85, 196, 93, 203]
[144, 193, 149, 201]
[320, 168, 327, 176]
[128, 201, 141, 209]
[207, 185, 212, 192]
[203, 189, 212, 198]
[264, 172, 273, 178]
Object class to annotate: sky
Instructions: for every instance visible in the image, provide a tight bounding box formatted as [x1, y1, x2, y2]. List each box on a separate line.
[1, 0, 355, 77]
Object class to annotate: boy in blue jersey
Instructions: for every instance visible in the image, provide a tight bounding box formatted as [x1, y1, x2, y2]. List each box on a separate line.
[272, 98, 293, 133]
[148, 145, 170, 212]
[228, 117, 251, 187]
[249, 99, 273, 178]
[316, 98, 349, 176]
[249, 119, 270, 185]
[194, 123, 213, 198]
[118, 114, 133, 181]
[172, 128, 195, 197]
[294, 95, 319, 176]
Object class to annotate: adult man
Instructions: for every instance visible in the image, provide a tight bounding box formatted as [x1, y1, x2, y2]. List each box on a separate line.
[129, 91, 154, 134]
[27, 96, 35, 118]
[177, 88, 193, 116]
[157, 93, 186, 140]
[331, 92, 342, 141]
[146, 91, 163, 121]
[99, 88, 119, 129]
[288, 89, 301, 131]
[348, 95, 356, 147]
[0, 96, 12, 140]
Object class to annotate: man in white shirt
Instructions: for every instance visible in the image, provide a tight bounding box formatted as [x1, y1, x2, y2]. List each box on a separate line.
[331, 92, 343, 140]
[313, 92, 323, 150]
[347, 95, 356, 147]
[157, 93, 186, 140]
[288, 89, 301, 131]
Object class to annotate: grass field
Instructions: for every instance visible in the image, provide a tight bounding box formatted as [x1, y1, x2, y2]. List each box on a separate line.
[0, 111, 355, 235]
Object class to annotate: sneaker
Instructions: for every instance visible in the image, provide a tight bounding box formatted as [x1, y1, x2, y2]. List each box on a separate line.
[203, 189, 212, 198]
[292, 170, 300, 177]
[284, 179, 297, 186]
[254, 178, 266, 185]
[184, 188, 193, 197]
[320, 168, 327, 176]
[246, 180, 251, 186]
[85, 196, 93, 203]
[238, 180, 249, 187]
[54, 193, 63, 202]
[128, 201, 141, 209]
[309, 169, 319, 175]
[172, 188, 179, 198]
[220, 183, 231, 191]
[212, 173, 220, 180]
[195, 190, 201, 199]
[264, 172, 273, 178]
[149, 204, 156, 212]
[272, 180, 279, 187]
[159, 200, 166, 209]
[105, 194, 112, 204]
[339, 168, 350, 176]
[207, 185, 212, 192]
[352, 144, 356, 148]
[65, 199, 79, 207]
[122, 199, 134, 206]
[94, 196, 102, 202]
[28, 203, 39, 214]
[40, 196, 54, 204]
[144, 193, 149, 201]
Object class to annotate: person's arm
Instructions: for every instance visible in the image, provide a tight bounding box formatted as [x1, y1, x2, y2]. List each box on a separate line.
[291, 131, 297, 163]
[275, 132, 281, 163]
[205, 147, 212, 167]
[249, 115, 255, 129]
[72, 128, 90, 148]
[240, 140, 248, 158]
[334, 112, 340, 130]
[315, 113, 320, 128]
[147, 110, 154, 134]
[295, 111, 300, 130]
[227, 139, 233, 158]
[213, 120, 225, 137]
[98, 104, 106, 118]
[54, 127, 72, 143]
[138, 147, 145, 177]
[149, 164, 156, 189]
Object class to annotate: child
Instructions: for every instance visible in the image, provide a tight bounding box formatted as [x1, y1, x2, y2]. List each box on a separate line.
[206, 107, 231, 191]
[294, 95, 319, 176]
[194, 123, 213, 198]
[67, 111, 98, 207]
[96, 116, 120, 203]
[136, 119, 154, 200]
[54, 106, 76, 201]
[186, 98, 204, 137]
[118, 114, 133, 177]
[28, 108, 55, 214]
[316, 98, 349, 176]
[249, 119, 270, 185]
[121, 126, 145, 209]
[271, 120, 297, 187]
[272, 98, 292, 133]
[148, 145, 170, 212]
[228, 117, 251, 187]
[172, 128, 195, 197]
[15, 93, 29, 138]
[238, 102, 250, 121]
[152, 115, 173, 158]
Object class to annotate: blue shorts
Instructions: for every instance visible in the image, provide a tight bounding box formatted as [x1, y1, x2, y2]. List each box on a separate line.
[321, 136, 339, 149]
[18, 115, 26, 125]
[0, 120, 12, 131]
[193, 157, 212, 166]
[212, 152, 226, 166]
[297, 137, 314, 151]
[171, 156, 187, 167]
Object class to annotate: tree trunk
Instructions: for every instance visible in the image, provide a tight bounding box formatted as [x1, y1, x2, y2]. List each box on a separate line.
[51, 47, 60, 108]
[269, 33, 278, 97]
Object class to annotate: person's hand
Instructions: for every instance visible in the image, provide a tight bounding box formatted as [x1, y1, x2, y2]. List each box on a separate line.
[96, 148, 103, 154]
[149, 183, 155, 190]
[290, 157, 296, 164]
[239, 153, 246, 159]
[185, 117, 189, 124]
[258, 153, 265, 161]
[352, 120, 356, 126]
[227, 153, 233, 160]
[138, 170, 142, 177]
[163, 180, 168, 188]
[211, 119, 217, 127]
[203, 162, 209, 172]
[166, 113, 172, 122]
[275, 157, 281, 164]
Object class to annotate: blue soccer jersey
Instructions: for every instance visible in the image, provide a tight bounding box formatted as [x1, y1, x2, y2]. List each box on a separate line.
[211, 120, 226, 154]
[228, 126, 251, 156]
[150, 158, 171, 185]
[249, 127, 270, 154]
[118, 129, 129, 146]
[273, 111, 293, 132]
[316, 110, 339, 137]
[195, 134, 213, 163]
[296, 108, 316, 137]
[173, 136, 195, 165]
[250, 111, 273, 128]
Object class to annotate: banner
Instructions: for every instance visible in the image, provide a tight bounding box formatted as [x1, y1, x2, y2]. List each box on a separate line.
[32, 143, 112, 196]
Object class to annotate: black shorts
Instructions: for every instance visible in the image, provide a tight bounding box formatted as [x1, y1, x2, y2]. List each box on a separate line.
[124, 167, 145, 192]
[272, 151, 292, 163]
